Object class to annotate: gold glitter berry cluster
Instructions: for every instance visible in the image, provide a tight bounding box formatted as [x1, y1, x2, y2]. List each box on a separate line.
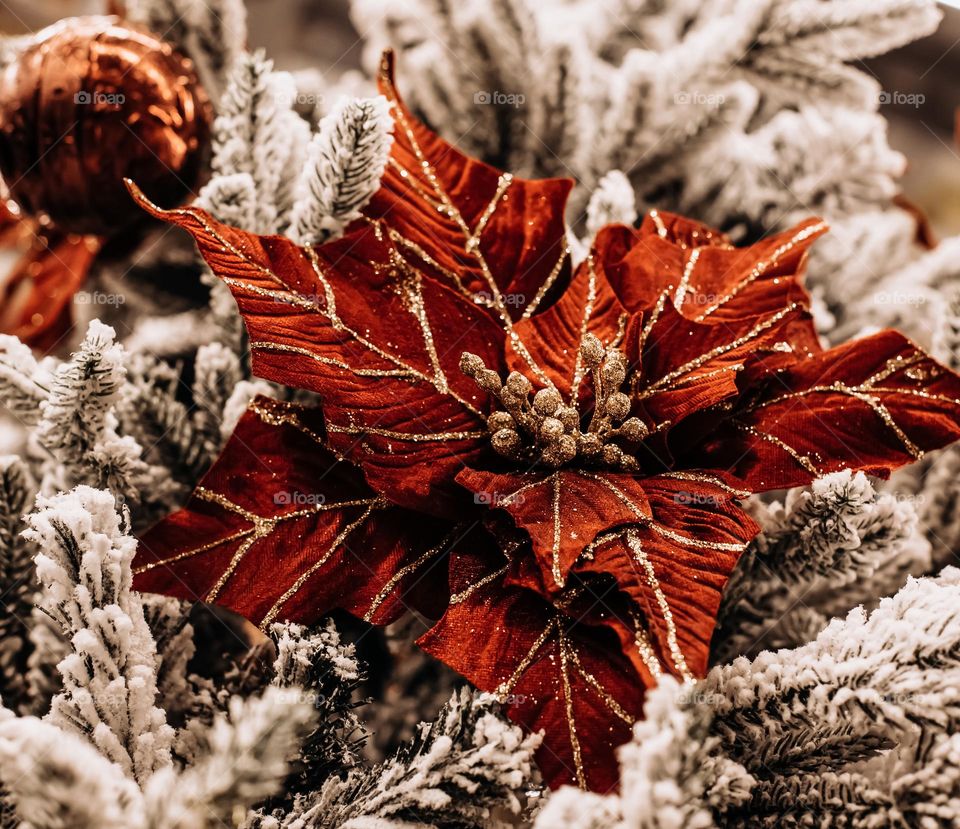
[460, 333, 650, 470]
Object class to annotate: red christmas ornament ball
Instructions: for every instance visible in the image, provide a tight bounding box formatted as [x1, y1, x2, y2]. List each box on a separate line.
[0, 16, 212, 236]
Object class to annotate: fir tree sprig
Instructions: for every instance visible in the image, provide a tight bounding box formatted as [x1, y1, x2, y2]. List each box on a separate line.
[289, 95, 395, 246]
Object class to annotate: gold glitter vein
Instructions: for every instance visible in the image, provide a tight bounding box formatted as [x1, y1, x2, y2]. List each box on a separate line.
[635, 291, 668, 360]
[260, 499, 386, 627]
[248, 399, 326, 446]
[205, 532, 263, 603]
[577, 472, 648, 520]
[387, 157, 447, 211]
[400, 271, 449, 393]
[132, 528, 254, 575]
[558, 630, 587, 789]
[661, 361, 744, 390]
[863, 353, 926, 388]
[325, 423, 488, 442]
[867, 387, 960, 407]
[496, 618, 557, 699]
[250, 341, 418, 379]
[658, 471, 751, 498]
[195, 487, 263, 523]
[219, 276, 318, 309]
[624, 530, 692, 682]
[630, 609, 664, 680]
[649, 209, 668, 238]
[733, 422, 820, 475]
[566, 646, 634, 724]
[637, 303, 803, 397]
[468, 173, 513, 248]
[449, 561, 511, 605]
[551, 471, 564, 588]
[384, 225, 477, 302]
[647, 523, 747, 552]
[494, 475, 551, 505]
[570, 256, 599, 400]
[693, 221, 827, 320]
[363, 529, 459, 621]
[747, 382, 924, 459]
[673, 247, 701, 307]
[520, 246, 570, 320]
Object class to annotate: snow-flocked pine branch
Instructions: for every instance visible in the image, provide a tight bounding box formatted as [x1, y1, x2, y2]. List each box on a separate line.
[198, 50, 311, 235]
[143, 688, 316, 829]
[0, 710, 145, 829]
[265, 688, 541, 829]
[0, 456, 36, 712]
[714, 470, 928, 662]
[0, 335, 52, 427]
[289, 95, 394, 246]
[711, 568, 960, 825]
[585, 170, 638, 240]
[268, 621, 366, 785]
[23, 486, 174, 783]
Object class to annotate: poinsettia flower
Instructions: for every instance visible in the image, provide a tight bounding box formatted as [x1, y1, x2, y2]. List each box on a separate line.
[128, 52, 960, 791]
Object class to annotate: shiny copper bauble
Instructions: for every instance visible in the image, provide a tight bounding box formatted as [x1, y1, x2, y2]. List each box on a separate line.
[0, 16, 212, 236]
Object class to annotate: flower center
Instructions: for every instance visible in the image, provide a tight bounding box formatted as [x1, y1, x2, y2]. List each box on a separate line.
[460, 334, 649, 471]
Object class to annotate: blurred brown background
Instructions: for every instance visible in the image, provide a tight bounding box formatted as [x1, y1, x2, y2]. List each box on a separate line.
[3, 0, 958, 236]
[0, 0, 363, 72]
[865, 2, 960, 237]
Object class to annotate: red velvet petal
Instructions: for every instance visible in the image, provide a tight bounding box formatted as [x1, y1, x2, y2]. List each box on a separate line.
[505, 252, 627, 401]
[134, 397, 451, 626]
[599, 213, 827, 328]
[577, 472, 756, 679]
[629, 295, 817, 433]
[456, 467, 650, 591]
[417, 535, 645, 792]
[129, 187, 504, 517]
[695, 330, 960, 491]
[373, 51, 573, 320]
